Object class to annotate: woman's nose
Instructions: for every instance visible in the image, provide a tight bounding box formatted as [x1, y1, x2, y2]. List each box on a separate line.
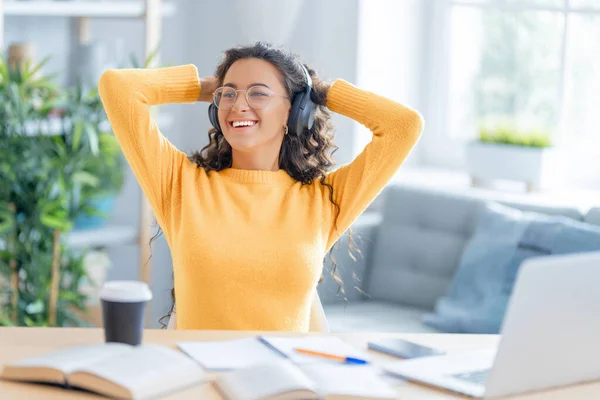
[232, 92, 250, 111]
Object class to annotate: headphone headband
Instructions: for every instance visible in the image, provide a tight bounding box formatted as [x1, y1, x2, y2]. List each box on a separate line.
[299, 63, 312, 90]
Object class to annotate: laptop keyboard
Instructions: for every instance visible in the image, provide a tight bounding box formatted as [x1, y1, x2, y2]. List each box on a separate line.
[452, 369, 490, 385]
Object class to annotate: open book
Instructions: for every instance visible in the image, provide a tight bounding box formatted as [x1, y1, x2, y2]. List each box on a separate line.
[0, 342, 206, 399]
[214, 359, 398, 400]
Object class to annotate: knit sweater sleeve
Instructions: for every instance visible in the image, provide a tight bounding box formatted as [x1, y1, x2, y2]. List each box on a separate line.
[98, 65, 201, 230]
[323, 79, 424, 249]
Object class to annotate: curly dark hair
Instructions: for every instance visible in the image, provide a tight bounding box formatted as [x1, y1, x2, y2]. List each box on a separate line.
[157, 42, 360, 328]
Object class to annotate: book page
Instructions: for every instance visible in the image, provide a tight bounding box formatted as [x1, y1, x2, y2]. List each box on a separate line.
[178, 338, 285, 371]
[11, 343, 132, 374]
[258, 336, 371, 365]
[300, 364, 398, 400]
[71, 344, 205, 399]
[215, 360, 318, 400]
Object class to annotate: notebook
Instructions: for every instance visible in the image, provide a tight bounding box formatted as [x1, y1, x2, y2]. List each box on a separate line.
[0, 343, 206, 399]
[214, 359, 398, 400]
[178, 336, 371, 371]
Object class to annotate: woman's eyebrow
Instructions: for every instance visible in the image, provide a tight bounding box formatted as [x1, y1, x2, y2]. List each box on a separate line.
[223, 82, 271, 89]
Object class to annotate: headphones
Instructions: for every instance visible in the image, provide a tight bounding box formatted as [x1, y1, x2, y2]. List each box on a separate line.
[208, 63, 317, 136]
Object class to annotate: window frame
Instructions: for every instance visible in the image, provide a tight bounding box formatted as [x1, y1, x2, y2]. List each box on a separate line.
[422, 0, 600, 168]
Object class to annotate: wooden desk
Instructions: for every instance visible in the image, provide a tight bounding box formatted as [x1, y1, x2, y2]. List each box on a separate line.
[1, 327, 599, 399]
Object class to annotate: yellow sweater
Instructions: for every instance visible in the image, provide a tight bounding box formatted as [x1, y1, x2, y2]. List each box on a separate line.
[98, 64, 423, 331]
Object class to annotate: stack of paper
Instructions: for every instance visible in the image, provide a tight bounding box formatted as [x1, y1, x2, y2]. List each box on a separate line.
[178, 336, 372, 371]
[177, 338, 284, 371]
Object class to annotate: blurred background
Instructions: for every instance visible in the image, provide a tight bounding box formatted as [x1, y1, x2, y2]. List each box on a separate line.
[1, 0, 599, 332]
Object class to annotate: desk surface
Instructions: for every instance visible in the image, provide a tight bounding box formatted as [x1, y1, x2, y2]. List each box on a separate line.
[1, 327, 599, 399]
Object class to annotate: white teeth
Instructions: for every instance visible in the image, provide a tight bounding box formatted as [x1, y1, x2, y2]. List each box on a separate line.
[232, 121, 257, 128]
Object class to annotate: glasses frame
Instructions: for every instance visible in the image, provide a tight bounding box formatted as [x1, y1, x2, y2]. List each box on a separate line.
[212, 86, 290, 110]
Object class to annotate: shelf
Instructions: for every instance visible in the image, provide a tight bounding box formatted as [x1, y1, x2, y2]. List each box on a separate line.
[19, 111, 175, 137]
[4, 0, 175, 18]
[393, 167, 600, 211]
[67, 224, 138, 248]
[99, 111, 175, 131]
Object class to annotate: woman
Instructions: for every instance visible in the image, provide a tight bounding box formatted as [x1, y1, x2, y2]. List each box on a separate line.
[98, 42, 423, 332]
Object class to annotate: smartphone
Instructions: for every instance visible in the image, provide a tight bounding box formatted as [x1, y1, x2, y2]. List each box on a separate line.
[367, 338, 445, 359]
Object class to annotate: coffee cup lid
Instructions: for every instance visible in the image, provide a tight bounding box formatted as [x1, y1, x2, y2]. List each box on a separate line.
[99, 280, 152, 303]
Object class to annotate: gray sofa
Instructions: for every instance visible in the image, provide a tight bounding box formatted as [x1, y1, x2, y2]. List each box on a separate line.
[317, 183, 600, 333]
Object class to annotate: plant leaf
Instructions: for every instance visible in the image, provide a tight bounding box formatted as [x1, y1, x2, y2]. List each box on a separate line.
[84, 122, 99, 156]
[25, 299, 45, 314]
[27, 55, 52, 78]
[0, 314, 16, 327]
[40, 214, 70, 231]
[72, 120, 83, 150]
[73, 171, 99, 187]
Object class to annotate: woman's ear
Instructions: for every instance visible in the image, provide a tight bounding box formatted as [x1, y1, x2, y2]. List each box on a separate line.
[283, 102, 291, 129]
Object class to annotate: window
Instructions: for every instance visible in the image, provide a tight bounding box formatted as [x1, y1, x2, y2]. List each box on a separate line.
[445, 0, 600, 148]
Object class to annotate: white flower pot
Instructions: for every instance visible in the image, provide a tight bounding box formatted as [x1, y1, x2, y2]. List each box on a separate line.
[466, 141, 562, 191]
[80, 250, 112, 306]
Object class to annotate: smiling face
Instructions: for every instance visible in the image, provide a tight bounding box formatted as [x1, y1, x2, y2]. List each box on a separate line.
[218, 58, 292, 155]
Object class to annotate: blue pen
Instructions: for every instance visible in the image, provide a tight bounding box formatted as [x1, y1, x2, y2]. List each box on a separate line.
[294, 348, 369, 364]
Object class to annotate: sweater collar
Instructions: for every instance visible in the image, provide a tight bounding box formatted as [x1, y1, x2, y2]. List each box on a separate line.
[218, 168, 297, 184]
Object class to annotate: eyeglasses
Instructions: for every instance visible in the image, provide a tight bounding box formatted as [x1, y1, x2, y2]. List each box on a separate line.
[213, 86, 290, 110]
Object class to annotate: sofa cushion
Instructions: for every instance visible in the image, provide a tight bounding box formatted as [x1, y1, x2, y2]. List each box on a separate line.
[364, 184, 587, 311]
[324, 300, 441, 333]
[585, 208, 600, 226]
[365, 185, 485, 310]
[319, 213, 383, 304]
[424, 202, 600, 334]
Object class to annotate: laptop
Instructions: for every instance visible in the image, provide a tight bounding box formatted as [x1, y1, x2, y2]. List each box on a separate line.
[384, 251, 600, 398]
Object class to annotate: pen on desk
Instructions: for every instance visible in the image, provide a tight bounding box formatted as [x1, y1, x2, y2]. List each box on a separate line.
[293, 348, 369, 364]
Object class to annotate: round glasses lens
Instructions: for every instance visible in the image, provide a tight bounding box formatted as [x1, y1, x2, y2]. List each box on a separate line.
[247, 86, 271, 109]
[214, 87, 236, 109]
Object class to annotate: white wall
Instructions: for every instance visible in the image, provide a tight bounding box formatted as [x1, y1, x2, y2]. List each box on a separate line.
[179, 0, 360, 165]
[354, 0, 430, 166]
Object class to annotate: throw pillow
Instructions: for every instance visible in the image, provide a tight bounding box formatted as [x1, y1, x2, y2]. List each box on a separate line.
[423, 202, 600, 334]
[422, 202, 530, 333]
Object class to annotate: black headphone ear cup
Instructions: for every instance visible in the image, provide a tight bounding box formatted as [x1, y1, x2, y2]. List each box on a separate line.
[289, 90, 317, 136]
[208, 103, 221, 132]
[288, 91, 304, 136]
[301, 100, 317, 132]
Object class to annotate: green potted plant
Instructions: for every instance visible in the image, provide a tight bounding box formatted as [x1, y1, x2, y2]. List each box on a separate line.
[1, 48, 163, 327]
[0, 54, 114, 327]
[63, 82, 125, 230]
[465, 123, 561, 191]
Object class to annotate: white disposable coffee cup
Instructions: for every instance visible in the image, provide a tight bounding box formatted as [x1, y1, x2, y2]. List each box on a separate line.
[99, 281, 152, 346]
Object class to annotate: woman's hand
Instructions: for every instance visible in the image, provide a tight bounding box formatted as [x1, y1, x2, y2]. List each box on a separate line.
[321, 81, 332, 103]
[311, 75, 332, 106]
[197, 76, 219, 102]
